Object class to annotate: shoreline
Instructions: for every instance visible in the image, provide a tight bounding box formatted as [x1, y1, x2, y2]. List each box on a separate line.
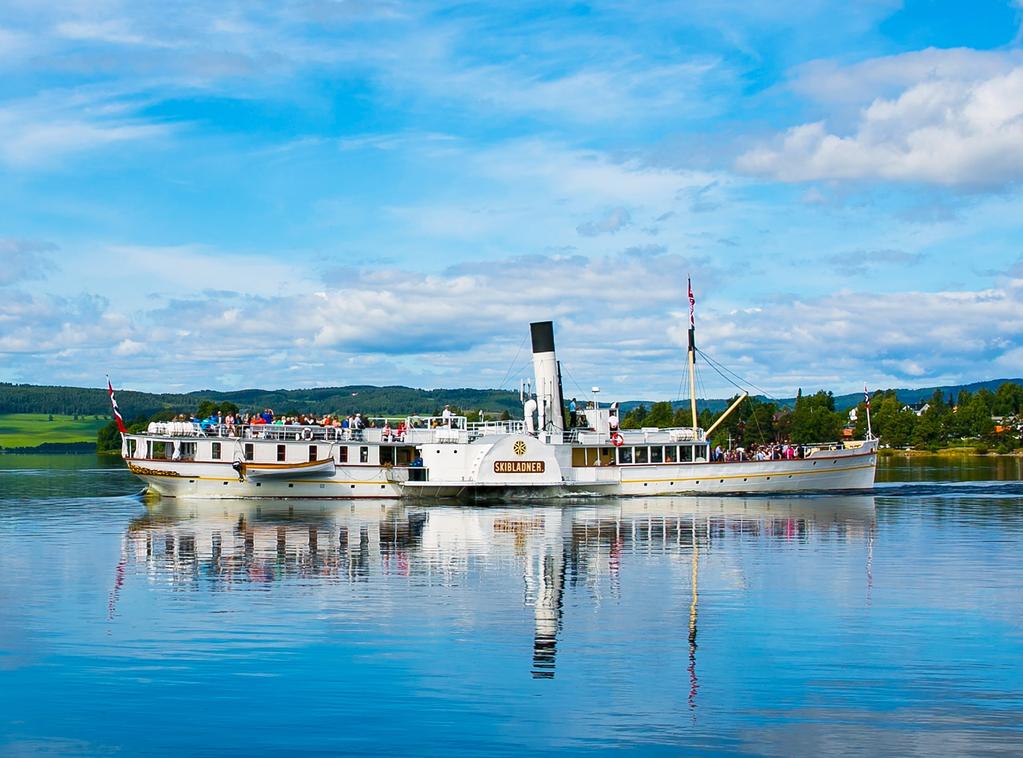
[879, 447, 1023, 458]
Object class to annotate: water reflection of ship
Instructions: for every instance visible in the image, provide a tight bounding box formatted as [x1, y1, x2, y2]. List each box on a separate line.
[120, 495, 875, 681]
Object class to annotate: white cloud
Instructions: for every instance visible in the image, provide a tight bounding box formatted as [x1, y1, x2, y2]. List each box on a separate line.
[577, 208, 632, 237]
[0, 89, 172, 168]
[738, 51, 1023, 189]
[0, 239, 58, 286]
[3, 247, 1023, 398]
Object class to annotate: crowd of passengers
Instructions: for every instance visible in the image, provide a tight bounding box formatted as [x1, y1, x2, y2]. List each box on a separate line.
[711, 443, 806, 462]
[172, 404, 464, 442]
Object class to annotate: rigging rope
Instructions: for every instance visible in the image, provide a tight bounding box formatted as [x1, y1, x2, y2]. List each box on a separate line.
[497, 333, 529, 390]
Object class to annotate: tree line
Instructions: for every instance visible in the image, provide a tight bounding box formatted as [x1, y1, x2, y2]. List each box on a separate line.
[619, 382, 1023, 452]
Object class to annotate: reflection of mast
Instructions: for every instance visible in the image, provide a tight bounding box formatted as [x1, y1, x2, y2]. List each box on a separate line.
[688, 518, 699, 713]
[530, 541, 566, 679]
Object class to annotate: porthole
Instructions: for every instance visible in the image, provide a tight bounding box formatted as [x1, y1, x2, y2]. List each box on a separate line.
[222, 481, 228, 486]
[288, 483, 294, 488]
[189, 479, 195, 483]
[719, 479, 724, 483]
[350, 484, 355, 489]
[256, 482, 262, 487]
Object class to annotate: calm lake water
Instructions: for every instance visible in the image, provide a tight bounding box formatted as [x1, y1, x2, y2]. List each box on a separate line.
[1, 454, 1022, 756]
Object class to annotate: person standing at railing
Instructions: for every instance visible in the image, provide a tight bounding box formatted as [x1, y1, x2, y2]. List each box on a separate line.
[442, 405, 454, 427]
[569, 398, 577, 428]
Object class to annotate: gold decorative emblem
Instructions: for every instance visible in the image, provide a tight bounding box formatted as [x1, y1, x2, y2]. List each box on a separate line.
[127, 463, 181, 478]
[513, 440, 527, 456]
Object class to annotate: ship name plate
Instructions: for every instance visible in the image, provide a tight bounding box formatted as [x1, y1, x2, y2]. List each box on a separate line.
[494, 460, 545, 474]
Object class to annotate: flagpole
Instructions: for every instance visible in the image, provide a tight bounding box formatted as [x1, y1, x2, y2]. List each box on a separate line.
[864, 385, 873, 440]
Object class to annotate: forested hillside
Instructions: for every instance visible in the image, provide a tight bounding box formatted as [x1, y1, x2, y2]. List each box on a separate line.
[0, 382, 523, 419]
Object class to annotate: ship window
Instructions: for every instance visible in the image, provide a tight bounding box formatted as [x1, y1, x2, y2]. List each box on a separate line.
[681, 445, 693, 462]
[380, 447, 395, 465]
[601, 447, 613, 466]
[360, 446, 369, 464]
[664, 446, 677, 463]
[618, 447, 633, 464]
[212, 442, 222, 460]
[338, 446, 348, 463]
[244, 443, 254, 461]
[308, 445, 317, 462]
[181, 442, 196, 461]
[572, 448, 587, 466]
[634, 447, 648, 464]
[650, 446, 663, 464]
[277, 444, 286, 462]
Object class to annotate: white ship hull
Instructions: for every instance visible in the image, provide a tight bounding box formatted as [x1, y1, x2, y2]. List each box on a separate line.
[125, 436, 876, 501]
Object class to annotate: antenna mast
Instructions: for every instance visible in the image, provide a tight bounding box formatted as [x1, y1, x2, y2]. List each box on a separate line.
[687, 278, 699, 442]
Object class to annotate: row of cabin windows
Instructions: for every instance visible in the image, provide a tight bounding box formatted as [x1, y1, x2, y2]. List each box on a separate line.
[572, 444, 711, 467]
[138, 441, 373, 464]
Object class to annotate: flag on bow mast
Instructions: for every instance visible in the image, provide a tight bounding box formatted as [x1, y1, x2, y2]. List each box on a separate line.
[864, 385, 871, 410]
[688, 277, 695, 329]
[107, 376, 127, 433]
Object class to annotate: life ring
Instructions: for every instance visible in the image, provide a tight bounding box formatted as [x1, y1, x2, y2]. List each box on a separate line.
[301, 428, 313, 441]
[610, 432, 624, 447]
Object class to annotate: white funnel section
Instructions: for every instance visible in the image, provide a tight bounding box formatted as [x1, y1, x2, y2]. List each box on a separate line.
[530, 321, 564, 433]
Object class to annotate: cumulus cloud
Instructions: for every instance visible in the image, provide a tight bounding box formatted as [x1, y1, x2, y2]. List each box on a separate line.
[681, 280, 1023, 393]
[3, 247, 1022, 398]
[737, 51, 1023, 189]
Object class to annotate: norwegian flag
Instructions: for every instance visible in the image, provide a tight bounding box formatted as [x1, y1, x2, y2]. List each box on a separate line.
[688, 277, 695, 329]
[107, 376, 127, 433]
[864, 385, 871, 410]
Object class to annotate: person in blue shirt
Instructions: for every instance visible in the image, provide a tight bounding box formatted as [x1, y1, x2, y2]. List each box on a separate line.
[569, 398, 577, 427]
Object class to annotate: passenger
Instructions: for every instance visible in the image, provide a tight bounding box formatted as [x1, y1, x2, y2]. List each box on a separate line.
[396, 421, 407, 441]
[410, 452, 424, 467]
[569, 398, 577, 427]
[441, 405, 454, 426]
[382, 422, 392, 441]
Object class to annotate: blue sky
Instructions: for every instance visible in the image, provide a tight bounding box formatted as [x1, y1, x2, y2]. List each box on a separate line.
[2, 0, 1023, 399]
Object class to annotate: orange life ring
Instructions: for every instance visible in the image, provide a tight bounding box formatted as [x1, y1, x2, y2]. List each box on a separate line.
[610, 432, 624, 447]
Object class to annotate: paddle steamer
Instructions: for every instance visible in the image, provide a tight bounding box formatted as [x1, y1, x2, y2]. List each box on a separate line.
[119, 320, 877, 500]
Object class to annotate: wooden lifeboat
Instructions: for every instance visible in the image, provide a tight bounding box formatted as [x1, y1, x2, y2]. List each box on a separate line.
[242, 458, 337, 479]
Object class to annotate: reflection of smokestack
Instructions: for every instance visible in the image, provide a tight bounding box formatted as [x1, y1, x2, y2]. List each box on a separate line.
[530, 321, 565, 433]
[531, 548, 565, 679]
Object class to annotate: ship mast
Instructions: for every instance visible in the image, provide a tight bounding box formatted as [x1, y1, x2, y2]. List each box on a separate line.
[687, 278, 699, 442]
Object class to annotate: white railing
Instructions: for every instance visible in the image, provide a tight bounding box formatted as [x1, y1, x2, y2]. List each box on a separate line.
[467, 420, 526, 438]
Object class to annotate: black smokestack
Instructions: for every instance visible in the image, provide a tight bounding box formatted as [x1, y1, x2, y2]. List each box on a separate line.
[530, 321, 555, 354]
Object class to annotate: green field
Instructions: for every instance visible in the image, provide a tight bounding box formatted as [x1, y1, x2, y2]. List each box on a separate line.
[0, 413, 108, 449]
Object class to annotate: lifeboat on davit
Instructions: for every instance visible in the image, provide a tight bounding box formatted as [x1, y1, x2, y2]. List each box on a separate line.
[241, 458, 337, 479]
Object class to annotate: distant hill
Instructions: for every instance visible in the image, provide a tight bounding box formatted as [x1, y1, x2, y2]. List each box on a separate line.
[0, 382, 522, 420]
[4, 377, 1022, 425]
